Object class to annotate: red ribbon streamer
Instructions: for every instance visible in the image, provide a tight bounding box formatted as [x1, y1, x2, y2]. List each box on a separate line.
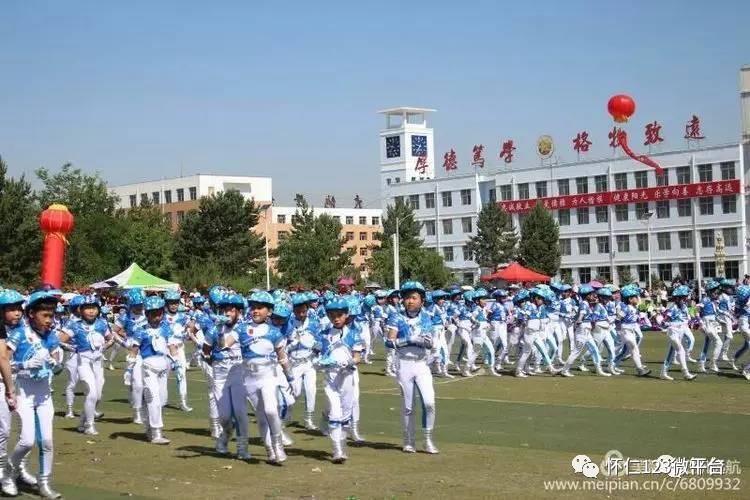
[617, 130, 664, 175]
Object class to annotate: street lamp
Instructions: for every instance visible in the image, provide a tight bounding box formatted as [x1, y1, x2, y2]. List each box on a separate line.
[392, 214, 412, 290]
[260, 203, 272, 290]
[639, 210, 654, 291]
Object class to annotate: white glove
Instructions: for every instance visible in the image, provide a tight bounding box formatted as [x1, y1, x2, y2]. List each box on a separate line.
[23, 351, 47, 370]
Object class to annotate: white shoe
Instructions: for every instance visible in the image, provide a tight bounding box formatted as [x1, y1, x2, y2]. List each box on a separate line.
[215, 435, 229, 454]
[721, 353, 730, 361]
[730, 361, 739, 371]
[636, 367, 651, 377]
[742, 369, 750, 381]
[515, 371, 528, 378]
[83, 425, 99, 436]
[64, 408, 75, 419]
[660, 371, 674, 381]
[687, 356, 698, 363]
[180, 400, 193, 412]
[1, 476, 17, 497]
[423, 429, 439, 454]
[595, 367, 611, 377]
[548, 366, 560, 375]
[578, 365, 589, 372]
[698, 362, 706, 373]
[490, 369, 502, 377]
[133, 409, 143, 425]
[560, 370, 574, 377]
[709, 363, 720, 373]
[107, 364, 115, 371]
[402, 445, 416, 453]
[281, 430, 294, 446]
[683, 372, 696, 381]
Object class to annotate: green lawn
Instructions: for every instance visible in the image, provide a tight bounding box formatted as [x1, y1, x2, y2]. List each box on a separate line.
[11, 333, 750, 499]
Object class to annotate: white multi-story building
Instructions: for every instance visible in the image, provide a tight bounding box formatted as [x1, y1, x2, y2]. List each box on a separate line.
[380, 68, 750, 285]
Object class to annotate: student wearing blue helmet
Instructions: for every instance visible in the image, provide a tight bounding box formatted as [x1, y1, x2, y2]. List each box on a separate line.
[314, 297, 364, 463]
[488, 289, 510, 372]
[369, 289, 389, 360]
[61, 294, 84, 419]
[696, 280, 723, 373]
[286, 293, 323, 432]
[163, 289, 195, 413]
[113, 288, 148, 424]
[660, 285, 696, 381]
[614, 284, 651, 377]
[4, 290, 64, 499]
[560, 285, 610, 377]
[57, 294, 113, 436]
[382, 289, 401, 377]
[593, 287, 622, 375]
[717, 279, 736, 362]
[0, 289, 21, 497]
[426, 290, 452, 378]
[385, 281, 439, 454]
[127, 296, 178, 445]
[469, 290, 501, 377]
[734, 286, 750, 379]
[515, 287, 559, 377]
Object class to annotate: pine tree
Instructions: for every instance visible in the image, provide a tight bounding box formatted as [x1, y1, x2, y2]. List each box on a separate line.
[367, 199, 452, 288]
[518, 202, 561, 277]
[467, 203, 518, 270]
[275, 200, 355, 287]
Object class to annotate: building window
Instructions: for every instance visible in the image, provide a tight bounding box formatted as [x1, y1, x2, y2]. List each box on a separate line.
[345, 231, 354, 241]
[140, 193, 148, 205]
[723, 227, 738, 246]
[594, 175, 608, 193]
[277, 214, 286, 224]
[443, 247, 454, 261]
[386, 178, 391, 185]
[722, 195, 736, 214]
[441, 191, 452, 207]
[617, 265, 631, 282]
[675, 166, 691, 184]
[424, 220, 436, 236]
[517, 183, 529, 200]
[596, 266, 611, 282]
[408, 194, 420, 209]
[500, 185, 512, 201]
[699, 197, 714, 215]
[700, 229, 714, 248]
[720, 161, 736, 180]
[616, 235, 630, 253]
[615, 204, 628, 222]
[359, 216, 367, 224]
[575, 177, 588, 194]
[462, 217, 473, 233]
[177, 210, 185, 222]
[677, 199, 691, 217]
[333, 216, 341, 223]
[637, 233, 649, 252]
[613, 173, 627, 190]
[488, 188, 497, 204]
[577, 207, 589, 225]
[394, 196, 404, 206]
[278, 231, 289, 241]
[291, 214, 300, 224]
[425, 192, 435, 209]
[463, 245, 473, 261]
[726, 261, 740, 280]
[559, 268, 572, 281]
[656, 200, 670, 219]
[129, 194, 137, 208]
[164, 190, 173, 204]
[189, 187, 197, 200]
[557, 179, 570, 196]
[360, 248, 368, 256]
[560, 239, 571, 256]
[558, 209, 570, 226]
[460, 189, 472, 205]
[395, 177, 400, 183]
[372, 217, 380, 225]
[634, 171, 648, 189]
[442, 219, 453, 235]
[656, 169, 669, 187]
[176, 188, 184, 202]
[657, 232, 671, 251]
[637, 264, 649, 283]
[535, 181, 548, 198]
[346, 216, 354, 224]
[678, 263, 695, 281]
[635, 202, 649, 220]
[578, 237, 590, 255]
[578, 267, 591, 283]
[678, 231, 693, 249]
[596, 236, 610, 254]
[658, 263, 672, 282]
[595, 206, 608, 223]
[698, 164, 712, 182]
[702, 261, 716, 278]
[359, 232, 367, 241]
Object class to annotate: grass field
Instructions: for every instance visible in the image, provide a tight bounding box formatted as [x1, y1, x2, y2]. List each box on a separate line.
[12, 333, 750, 499]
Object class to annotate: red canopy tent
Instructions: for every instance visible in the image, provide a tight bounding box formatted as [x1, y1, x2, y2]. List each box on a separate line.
[480, 262, 551, 283]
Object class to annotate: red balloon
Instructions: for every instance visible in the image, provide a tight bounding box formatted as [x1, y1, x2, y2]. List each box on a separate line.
[38, 204, 75, 288]
[608, 94, 636, 123]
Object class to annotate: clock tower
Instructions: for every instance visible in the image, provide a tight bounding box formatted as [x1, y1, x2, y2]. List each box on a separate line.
[377, 107, 436, 196]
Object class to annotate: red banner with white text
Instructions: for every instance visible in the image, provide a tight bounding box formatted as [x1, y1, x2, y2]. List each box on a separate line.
[498, 179, 741, 214]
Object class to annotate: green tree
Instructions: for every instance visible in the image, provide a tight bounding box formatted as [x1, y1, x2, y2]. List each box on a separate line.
[275, 201, 355, 288]
[173, 190, 265, 279]
[467, 203, 518, 269]
[367, 199, 452, 288]
[35, 163, 123, 285]
[518, 202, 561, 277]
[116, 203, 174, 278]
[617, 266, 634, 285]
[0, 156, 41, 287]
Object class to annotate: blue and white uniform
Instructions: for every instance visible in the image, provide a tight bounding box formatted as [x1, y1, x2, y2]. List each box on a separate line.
[163, 310, 193, 408]
[732, 294, 750, 367]
[562, 300, 607, 375]
[718, 291, 735, 360]
[116, 310, 147, 417]
[488, 299, 508, 370]
[286, 315, 321, 427]
[65, 317, 110, 430]
[130, 322, 173, 434]
[697, 296, 722, 371]
[516, 301, 555, 375]
[662, 302, 694, 378]
[614, 301, 647, 372]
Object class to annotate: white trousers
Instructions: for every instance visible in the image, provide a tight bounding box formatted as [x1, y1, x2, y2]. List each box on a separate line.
[77, 352, 105, 426]
[396, 358, 435, 443]
[618, 326, 645, 370]
[11, 378, 54, 479]
[290, 359, 317, 414]
[245, 363, 282, 445]
[213, 361, 248, 439]
[65, 352, 79, 408]
[142, 355, 169, 430]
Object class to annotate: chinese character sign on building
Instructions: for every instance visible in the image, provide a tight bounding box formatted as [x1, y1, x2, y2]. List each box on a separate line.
[499, 179, 740, 214]
[415, 155, 428, 174]
[608, 127, 622, 149]
[471, 144, 485, 168]
[499, 140, 516, 164]
[572, 131, 592, 154]
[684, 115, 705, 140]
[643, 121, 664, 146]
[443, 149, 457, 171]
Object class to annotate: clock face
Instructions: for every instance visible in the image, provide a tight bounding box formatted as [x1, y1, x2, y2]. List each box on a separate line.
[385, 136, 401, 159]
[411, 135, 427, 156]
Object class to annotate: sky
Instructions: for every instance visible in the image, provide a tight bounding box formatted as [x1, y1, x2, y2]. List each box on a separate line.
[1, 0, 749, 208]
